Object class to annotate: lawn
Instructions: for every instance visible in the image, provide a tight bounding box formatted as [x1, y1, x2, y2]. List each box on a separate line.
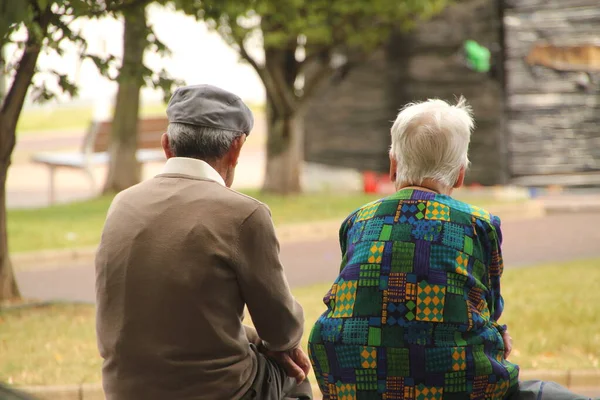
[7, 191, 381, 253]
[1, 259, 599, 386]
[16, 103, 168, 135]
[7, 192, 518, 254]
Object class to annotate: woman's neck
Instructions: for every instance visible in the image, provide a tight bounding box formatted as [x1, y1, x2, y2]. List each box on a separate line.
[396, 179, 453, 195]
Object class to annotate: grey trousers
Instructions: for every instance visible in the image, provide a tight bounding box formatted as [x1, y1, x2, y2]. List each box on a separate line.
[241, 345, 313, 400]
[509, 380, 597, 400]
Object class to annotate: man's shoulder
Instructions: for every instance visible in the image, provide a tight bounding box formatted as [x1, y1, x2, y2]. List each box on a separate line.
[181, 181, 269, 220]
[209, 185, 260, 204]
[111, 178, 268, 221]
[106, 180, 150, 207]
[217, 186, 268, 214]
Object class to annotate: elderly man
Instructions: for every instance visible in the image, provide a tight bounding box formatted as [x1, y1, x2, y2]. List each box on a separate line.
[95, 84, 312, 400]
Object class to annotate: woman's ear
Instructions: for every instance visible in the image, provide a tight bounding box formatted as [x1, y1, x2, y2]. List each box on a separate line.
[454, 166, 466, 189]
[389, 153, 398, 182]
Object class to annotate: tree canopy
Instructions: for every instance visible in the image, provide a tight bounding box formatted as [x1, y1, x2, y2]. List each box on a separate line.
[175, 0, 454, 193]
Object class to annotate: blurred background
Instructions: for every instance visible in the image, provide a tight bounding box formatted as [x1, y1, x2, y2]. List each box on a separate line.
[0, 0, 599, 399]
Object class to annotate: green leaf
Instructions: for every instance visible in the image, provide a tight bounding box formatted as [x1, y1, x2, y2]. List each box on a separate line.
[36, 0, 49, 11]
[0, 0, 30, 39]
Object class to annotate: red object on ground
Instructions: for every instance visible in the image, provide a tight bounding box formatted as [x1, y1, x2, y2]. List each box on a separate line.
[363, 171, 395, 194]
[363, 171, 379, 193]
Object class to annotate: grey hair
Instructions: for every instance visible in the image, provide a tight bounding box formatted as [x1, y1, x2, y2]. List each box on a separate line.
[166, 123, 244, 160]
[389, 96, 474, 188]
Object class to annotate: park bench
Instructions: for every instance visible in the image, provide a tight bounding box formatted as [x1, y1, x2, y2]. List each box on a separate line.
[31, 117, 168, 204]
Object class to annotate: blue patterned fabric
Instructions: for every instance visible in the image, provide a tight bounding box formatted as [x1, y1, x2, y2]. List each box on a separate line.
[308, 189, 519, 399]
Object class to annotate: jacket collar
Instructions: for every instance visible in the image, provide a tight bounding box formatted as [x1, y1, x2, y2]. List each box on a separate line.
[160, 157, 225, 186]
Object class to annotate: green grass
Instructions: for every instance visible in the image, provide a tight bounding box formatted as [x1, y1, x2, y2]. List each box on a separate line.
[8, 196, 113, 254]
[7, 191, 382, 254]
[0, 303, 100, 386]
[16, 103, 168, 135]
[7, 191, 518, 254]
[0, 259, 598, 386]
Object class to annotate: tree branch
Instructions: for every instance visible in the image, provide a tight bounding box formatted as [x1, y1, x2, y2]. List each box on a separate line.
[298, 61, 333, 109]
[234, 35, 262, 79]
[263, 55, 297, 113]
[0, 5, 52, 164]
[228, 33, 293, 116]
[298, 47, 329, 74]
[0, 7, 51, 131]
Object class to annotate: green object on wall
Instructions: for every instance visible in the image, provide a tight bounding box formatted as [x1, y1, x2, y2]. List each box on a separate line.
[464, 40, 491, 73]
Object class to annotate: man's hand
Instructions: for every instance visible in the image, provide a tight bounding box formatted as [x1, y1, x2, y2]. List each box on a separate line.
[289, 347, 311, 379]
[263, 346, 311, 384]
[502, 329, 512, 359]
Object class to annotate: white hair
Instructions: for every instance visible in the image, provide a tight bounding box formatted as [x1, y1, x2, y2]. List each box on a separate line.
[389, 97, 474, 188]
[167, 123, 243, 160]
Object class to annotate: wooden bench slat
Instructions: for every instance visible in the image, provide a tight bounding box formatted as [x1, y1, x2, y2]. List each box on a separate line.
[31, 116, 169, 204]
[92, 117, 169, 152]
[32, 149, 164, 168]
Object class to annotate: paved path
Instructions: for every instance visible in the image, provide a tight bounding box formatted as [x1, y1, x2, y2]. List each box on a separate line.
[15, 212, 600, 303]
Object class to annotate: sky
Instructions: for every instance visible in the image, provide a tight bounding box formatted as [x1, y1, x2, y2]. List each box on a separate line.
[16, 4, 265, 112]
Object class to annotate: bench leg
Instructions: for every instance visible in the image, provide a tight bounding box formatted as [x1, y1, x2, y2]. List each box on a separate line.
[48, 166, 56, 205]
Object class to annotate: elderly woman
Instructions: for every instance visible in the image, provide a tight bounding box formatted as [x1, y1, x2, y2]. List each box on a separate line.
[307, 98, 588, 400]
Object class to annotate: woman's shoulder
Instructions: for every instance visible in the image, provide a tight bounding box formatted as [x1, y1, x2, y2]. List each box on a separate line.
[340, 197, 385, 230]
[340, 191, 501, 232]
[433, 194, 501, 229]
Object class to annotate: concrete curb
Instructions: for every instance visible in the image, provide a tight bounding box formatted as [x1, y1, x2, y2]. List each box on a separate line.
[18, 383, 103, 400]
[543, 201, 600, 215]
[519, 369, 600, 387]
[16, 371, 600, 399]
[12, 201, 546, 270]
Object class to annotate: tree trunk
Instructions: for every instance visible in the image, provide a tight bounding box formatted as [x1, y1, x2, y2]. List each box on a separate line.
[0, 8, 51, 301]
[0, 42, 6, 103]
[103, 5, 148, 193]
[262, 101, 304, 194]
[0, 164, 19, 301]
[260, 45, 305, 195]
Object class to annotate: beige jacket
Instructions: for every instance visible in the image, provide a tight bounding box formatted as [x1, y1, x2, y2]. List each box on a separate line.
[95, 157, 304, 400]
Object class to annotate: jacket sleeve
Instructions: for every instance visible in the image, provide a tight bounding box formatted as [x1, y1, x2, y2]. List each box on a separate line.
[234, 204, 304, 352]
[488, 215, 506, 332]
[244, 325, 261, 346]
[338, 210, 359, 273]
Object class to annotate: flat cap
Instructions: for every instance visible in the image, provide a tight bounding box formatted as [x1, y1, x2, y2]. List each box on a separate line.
[166, 84, 254, 134]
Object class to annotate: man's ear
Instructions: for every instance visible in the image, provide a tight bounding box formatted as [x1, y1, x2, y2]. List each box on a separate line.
[161, 133, 174, 159]
[227, 134, 247, 167]
[454, 166, 466, 189]
[389, 153, 398, 182]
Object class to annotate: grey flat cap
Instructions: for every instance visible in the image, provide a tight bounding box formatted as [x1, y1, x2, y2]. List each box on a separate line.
[166, 84, 254, 134]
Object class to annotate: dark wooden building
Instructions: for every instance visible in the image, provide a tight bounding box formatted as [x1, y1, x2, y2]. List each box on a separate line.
[305, 0, 600, 187]
[504, 0, 600, 186]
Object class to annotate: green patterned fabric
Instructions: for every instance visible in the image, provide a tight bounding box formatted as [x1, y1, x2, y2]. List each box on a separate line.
[308, 189, 519, 399]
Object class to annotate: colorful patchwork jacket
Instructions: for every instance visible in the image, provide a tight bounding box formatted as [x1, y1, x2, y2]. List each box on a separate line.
[308, 188, 519, 400]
